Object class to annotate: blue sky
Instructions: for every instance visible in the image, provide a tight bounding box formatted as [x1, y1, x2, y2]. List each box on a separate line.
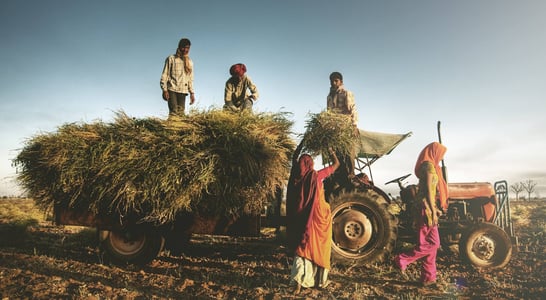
[1, 0, 545, 198]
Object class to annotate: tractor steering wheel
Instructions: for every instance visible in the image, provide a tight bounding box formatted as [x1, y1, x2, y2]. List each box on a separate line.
[385, 174, 412, 186]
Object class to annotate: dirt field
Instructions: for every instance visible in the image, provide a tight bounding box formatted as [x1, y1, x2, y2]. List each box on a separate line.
[0, 198, 544, 299]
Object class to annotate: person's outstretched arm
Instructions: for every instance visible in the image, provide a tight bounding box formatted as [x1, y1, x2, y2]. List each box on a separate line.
[292, 140, 304, 165]
[329, 148, 340, 171]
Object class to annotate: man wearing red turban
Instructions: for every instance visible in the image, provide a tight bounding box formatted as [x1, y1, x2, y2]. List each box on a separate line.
[224, 63, 259, 112]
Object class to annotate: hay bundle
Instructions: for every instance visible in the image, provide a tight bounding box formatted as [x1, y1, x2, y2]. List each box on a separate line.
[301, 110, 357, 159]
[13, 109, 294, 224]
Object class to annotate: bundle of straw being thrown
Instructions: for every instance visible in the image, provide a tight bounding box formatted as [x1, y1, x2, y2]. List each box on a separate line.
[300, 110, 358, 160]
[13, 109, 295, 224]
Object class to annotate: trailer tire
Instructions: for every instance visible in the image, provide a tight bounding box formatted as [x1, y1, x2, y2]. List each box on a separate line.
[100, 227, 164, 265]
[330, 189, 397, 266]
[459, 222, 512, 269]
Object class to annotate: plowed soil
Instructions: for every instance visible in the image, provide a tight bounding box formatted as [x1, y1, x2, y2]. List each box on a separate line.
[0, 199, 544, 299]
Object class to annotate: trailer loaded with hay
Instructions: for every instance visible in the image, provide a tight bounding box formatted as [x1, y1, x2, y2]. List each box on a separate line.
[14, 110, 296, 264]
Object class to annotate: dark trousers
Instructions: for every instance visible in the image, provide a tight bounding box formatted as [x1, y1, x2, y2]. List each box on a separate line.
[168, 91, 187, 115]
[334, 150, 355, 188]
[325, 150, 355, 200]
[241, 98, 254, 111]
[224, 98, 254, 112]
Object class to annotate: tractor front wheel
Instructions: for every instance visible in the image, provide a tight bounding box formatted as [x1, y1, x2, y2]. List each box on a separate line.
[459, 222, 512, 269]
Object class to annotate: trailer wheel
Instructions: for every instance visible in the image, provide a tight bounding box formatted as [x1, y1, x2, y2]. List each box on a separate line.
[100, 227, 164, 265]
[459, 223, 512, 269]
[330, 189, 397, 266]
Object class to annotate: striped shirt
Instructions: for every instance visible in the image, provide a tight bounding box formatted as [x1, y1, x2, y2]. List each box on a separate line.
[327, 86, 358, 126]
[160, 55, 194, 94]
[224, 75, 259, 107]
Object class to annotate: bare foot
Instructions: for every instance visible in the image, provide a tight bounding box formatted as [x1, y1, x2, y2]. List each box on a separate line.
[315, 279, 330, 289]
[293, 284, 301, 295]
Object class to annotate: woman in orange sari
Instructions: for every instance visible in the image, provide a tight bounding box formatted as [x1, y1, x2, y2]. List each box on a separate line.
[286, 142, 339, 294]
[395, 142, 448, 287]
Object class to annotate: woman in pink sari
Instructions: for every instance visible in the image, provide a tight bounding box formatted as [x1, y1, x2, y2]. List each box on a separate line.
[395, 142, 448, 287]
[286, 142, 339, 294]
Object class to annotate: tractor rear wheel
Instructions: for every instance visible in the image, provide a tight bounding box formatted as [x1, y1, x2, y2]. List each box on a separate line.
[100, 227, 164, 265]
[330, 189, 398, 266]
[459, 222, 512, 269]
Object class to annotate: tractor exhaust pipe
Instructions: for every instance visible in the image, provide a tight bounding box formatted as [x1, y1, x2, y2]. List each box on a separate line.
[437, 121, 448, 182]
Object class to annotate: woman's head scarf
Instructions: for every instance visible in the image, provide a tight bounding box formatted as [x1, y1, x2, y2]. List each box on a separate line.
[285, 153, 318, 252]
[414, 142, 448, 210]
[298, 154, 314, 179]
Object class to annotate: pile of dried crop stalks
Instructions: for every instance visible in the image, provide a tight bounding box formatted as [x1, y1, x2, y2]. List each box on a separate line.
[301, 110, 357, 162]
[14, 110, 295, 224]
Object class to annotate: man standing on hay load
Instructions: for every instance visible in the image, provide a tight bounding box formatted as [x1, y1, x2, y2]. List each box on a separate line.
[326, 71, 359, 190]
[224, 63, 259, 112]
[160, 38, 195, 116]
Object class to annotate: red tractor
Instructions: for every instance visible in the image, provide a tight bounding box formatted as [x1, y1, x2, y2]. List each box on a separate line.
[327, 126, 515, 269]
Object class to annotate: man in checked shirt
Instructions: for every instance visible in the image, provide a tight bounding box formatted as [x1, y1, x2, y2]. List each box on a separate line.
[326, 71, 359, 192]
[160, 38, 195, 116]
